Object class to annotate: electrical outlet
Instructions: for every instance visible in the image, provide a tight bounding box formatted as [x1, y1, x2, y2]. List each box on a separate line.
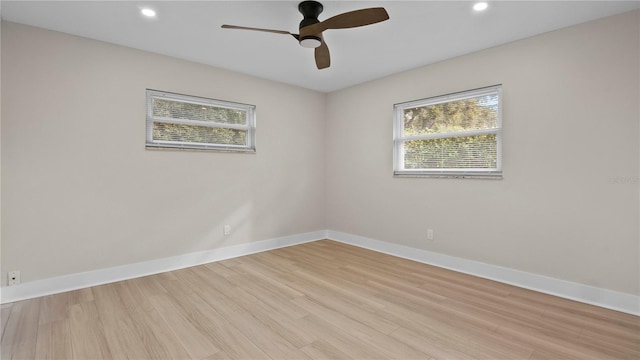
[427, 229, 434, 241]
[223, 224, 231, 236]
[8, 271, 20, 286]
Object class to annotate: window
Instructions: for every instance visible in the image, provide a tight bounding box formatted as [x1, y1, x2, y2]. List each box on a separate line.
[393, 85, 502, 178]
[146, 90, 256, 152]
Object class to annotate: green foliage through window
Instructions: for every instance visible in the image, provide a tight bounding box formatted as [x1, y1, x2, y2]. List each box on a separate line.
[403, 96, 498, 136]
[146, 90, 255, 152]
[152, 99, 246, 125]
[153, 123, 247, 146]
[394, 86, 502, 177]
[404, 134, 497, 169]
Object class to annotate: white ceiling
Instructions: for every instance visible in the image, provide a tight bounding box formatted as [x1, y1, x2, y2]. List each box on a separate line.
[2, 1, 638, 92]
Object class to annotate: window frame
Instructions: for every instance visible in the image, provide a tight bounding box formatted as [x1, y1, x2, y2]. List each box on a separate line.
[393, 85, 503, 178]
[145, 89, 256, 152]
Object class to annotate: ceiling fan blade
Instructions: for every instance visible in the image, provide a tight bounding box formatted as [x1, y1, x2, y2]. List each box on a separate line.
[221, 25, 299, 40]
[301, 7, 389, 35]
[315, 37, 330, 69]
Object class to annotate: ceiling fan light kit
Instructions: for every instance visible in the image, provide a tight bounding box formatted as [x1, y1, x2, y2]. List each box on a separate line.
[300, 35, 322, 48]
[221, 1, 389, 69]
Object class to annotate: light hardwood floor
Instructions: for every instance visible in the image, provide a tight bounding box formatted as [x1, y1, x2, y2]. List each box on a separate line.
[2, 240, 639, 359]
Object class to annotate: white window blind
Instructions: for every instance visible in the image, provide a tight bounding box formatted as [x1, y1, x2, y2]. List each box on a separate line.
[146, 90, 256, 152]
[393, 85, 502, 178]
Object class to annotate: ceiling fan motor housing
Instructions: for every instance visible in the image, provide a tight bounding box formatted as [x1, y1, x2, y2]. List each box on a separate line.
[298, 1, 323, 48]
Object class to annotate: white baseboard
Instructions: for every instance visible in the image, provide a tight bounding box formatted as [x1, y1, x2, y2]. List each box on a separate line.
[0, 230, 327, 304]
[326, 230, 639, 316]
[3, 229, 638, 316]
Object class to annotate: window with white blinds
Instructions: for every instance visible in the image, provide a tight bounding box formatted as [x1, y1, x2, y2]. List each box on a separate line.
[393, 85, 502, 178]
[146, 90, 256, 152]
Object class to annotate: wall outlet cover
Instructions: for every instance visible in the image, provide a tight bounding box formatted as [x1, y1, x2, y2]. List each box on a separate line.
[8, 271, 21, 286]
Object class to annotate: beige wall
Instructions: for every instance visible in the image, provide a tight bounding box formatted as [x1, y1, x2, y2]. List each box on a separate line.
[1, 21, 326, 285]
[325, 10, 639, 295]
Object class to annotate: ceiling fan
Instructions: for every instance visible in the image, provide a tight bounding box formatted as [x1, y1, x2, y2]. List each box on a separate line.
[221, 1, 389, 70]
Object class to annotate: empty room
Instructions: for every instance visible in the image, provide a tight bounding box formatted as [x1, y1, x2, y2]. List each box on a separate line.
[1, 1, 639, 359]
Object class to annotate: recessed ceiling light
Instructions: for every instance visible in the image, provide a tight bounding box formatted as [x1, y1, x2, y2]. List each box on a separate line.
[473, 2, 488, 11]
[141, 8, 156, 18]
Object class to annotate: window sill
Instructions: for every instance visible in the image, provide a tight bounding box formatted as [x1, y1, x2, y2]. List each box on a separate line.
[394, 172, 503, 180]
[145, 144, 256, 154]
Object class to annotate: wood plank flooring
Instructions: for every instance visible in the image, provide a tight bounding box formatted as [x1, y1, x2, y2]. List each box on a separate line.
[2, 240, 639, 359]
